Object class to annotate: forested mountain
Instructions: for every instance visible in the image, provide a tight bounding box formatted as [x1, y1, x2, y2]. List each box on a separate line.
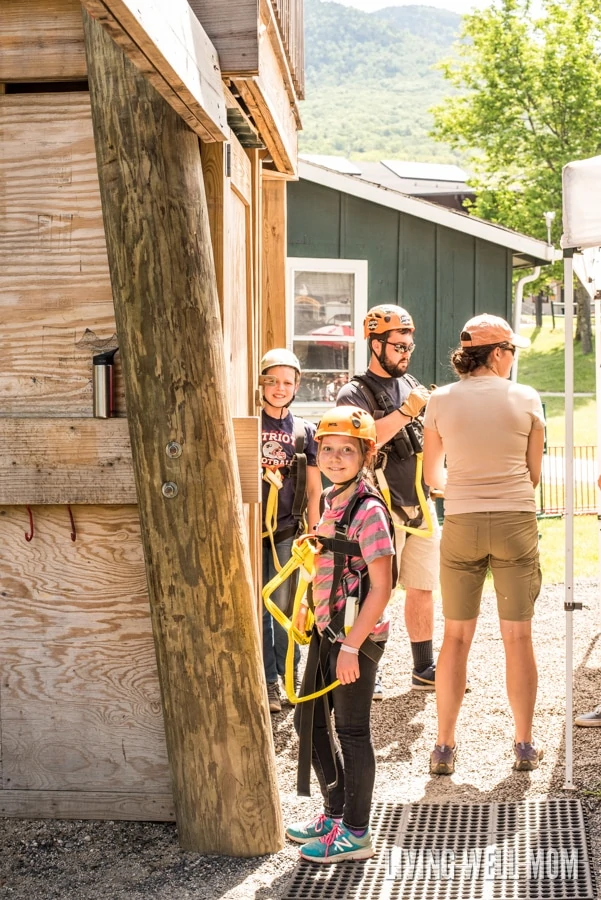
[301, 0, 463, 162]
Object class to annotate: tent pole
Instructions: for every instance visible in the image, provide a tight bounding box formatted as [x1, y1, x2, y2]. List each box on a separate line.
[564, 249, 575, 790]
[595, 298, 601, 623]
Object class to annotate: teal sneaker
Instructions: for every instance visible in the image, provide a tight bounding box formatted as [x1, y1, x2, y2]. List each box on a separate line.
[299, 822, 374, 864]
[286, 813, 337, 844]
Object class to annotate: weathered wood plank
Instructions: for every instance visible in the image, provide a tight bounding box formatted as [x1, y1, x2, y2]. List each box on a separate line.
[200, 141, 226, 321]
[3, 702, 171, 792]
[233, 24, 298, 177]
[0, 92, 118, 417]
[81, 0, 228, 142]
[230, 135, 252, 206]
[261, 176, 287, 350]
[0, 419, 135, 504]
[188, 0, 259, 76]
[0, 418, 261, 505]
[245, 149, 263, 600]
[0, 791, 175, 821]
[0, 0, 87, 82]
[0, 504, 172, 797]
[0, 504, 147, 596]
[83, 11, 282, 853]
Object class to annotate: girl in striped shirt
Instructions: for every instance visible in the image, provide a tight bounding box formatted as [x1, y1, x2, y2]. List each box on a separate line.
[287, 406, 395, 864]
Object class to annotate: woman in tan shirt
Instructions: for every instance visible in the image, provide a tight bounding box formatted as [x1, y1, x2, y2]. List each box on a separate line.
[423, 314, 545, 776]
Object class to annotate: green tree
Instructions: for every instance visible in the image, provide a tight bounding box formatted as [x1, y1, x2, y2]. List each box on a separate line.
[432, 0, 601, 350]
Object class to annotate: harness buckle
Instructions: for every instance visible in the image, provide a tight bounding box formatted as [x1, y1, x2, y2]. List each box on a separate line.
[323, 623, 342, 644]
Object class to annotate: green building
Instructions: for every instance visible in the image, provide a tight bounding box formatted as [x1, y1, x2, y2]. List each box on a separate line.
[287, 159, 553, 419]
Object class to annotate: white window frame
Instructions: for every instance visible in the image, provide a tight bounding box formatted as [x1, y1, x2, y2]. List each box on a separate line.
[286, 257, 368, 420]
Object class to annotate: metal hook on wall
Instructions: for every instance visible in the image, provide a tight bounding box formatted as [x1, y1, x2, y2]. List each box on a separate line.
[24, 506, 34, 542]
[67, 505, 77, 542]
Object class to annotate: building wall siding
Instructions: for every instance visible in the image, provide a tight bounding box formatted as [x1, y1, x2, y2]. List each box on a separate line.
[288, 179, 512, 386]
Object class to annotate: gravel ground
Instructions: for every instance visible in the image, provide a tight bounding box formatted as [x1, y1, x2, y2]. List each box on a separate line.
[2, 579, 601, 898]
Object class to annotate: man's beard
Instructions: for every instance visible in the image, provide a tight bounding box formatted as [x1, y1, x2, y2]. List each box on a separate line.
[379, 351, 409, 378]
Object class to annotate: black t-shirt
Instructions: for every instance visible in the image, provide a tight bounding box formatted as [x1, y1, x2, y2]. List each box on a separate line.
[336, 371, 427, 509]
[261, 410, 318, 535]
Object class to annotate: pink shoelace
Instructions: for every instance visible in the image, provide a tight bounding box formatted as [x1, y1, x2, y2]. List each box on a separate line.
[309, 813, 330, 835]
[320, 821, 344, 855]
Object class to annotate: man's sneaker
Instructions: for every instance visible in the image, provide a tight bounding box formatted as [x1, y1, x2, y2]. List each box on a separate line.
[575, 705, 601, 727]
[412, 664, 436, 691]
[299, 822, 374, 864]
[267, 681, 281, 713]
[430, 743, 457, 775]
[373, 671, 384, 701]
[513, 740, 544, 771]
[286, 813, 337, 844]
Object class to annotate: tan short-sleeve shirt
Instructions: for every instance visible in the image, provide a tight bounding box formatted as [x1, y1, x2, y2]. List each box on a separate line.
[423, 376, 545, 515]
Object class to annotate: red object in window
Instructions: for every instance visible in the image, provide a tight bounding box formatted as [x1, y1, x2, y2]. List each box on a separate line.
[309, 322, 353, 349]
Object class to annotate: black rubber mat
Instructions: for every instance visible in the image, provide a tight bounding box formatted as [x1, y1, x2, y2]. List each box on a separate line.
[282, 800, 595, 899]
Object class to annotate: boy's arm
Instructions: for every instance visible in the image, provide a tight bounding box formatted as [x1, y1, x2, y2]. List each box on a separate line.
[306, 465, 322, 533]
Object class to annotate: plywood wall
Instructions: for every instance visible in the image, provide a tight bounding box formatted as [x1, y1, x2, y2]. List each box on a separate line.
[0, 505, 174, 819]
[0, 92, 123, 417]
[0, 12, 264, 820]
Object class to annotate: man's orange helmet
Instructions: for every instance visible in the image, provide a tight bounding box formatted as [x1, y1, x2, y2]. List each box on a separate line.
[315, 406, 377, 448]
[363, 304, 414, 338]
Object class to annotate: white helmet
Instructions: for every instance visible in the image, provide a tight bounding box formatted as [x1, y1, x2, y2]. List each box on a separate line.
[260, 348, 301, 377]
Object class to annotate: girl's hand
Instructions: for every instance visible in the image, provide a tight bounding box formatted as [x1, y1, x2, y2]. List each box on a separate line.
[293, 605, 308, 632]
[336, 646, 360, 684]
[295, 533, 322, 552]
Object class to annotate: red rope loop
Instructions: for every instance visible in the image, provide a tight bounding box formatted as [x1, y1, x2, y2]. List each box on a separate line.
[67, 505, 76, 542]
[24, 506, 34, 542]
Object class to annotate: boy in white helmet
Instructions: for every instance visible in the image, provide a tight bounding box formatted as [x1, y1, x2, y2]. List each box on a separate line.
[260, 349, 321, 713]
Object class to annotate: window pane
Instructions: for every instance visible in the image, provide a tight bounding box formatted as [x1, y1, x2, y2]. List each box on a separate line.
[293, 341, 354, 403]
[293, 271, 355, 337]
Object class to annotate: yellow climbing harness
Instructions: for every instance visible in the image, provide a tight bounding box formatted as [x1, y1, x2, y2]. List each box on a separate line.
[262, 535, 343, 703]
[375, 451, 434, 538]
[262, 467, 285, 570]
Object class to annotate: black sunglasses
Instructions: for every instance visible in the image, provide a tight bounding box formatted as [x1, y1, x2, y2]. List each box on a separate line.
[382, 340, 415, 354]
[499, 343, 516, 355]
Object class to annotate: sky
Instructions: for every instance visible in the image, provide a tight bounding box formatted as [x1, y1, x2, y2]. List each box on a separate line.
[334, 0, 492, 14]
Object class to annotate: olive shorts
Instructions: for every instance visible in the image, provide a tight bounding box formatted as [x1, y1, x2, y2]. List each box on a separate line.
[440, 510, 541, 621]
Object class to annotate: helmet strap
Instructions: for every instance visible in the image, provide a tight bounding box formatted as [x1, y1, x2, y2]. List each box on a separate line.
[328, 474, 360, 503]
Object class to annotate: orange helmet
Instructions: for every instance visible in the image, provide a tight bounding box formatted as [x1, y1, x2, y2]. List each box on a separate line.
[363, 304, 414, 338]
[315, 406, 377, 448]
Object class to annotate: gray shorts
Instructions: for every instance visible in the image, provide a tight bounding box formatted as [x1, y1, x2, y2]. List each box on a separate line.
[392, 500, 441, 592]
[440, 511, 541, 621]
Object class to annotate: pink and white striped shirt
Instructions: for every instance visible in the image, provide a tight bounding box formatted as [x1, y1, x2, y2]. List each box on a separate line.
[312, 480, 395, 641]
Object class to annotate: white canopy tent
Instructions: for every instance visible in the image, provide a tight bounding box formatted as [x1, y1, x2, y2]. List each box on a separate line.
[560, 155, 601, 787]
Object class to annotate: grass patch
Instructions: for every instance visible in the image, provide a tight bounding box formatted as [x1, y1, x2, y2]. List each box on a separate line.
[543, 396, 597, 447]
[519, 317, 595, 394]
[538, 516, 600, 584]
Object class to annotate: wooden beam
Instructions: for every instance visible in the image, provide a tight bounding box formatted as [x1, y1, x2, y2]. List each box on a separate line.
[0, 790, 175, 822]
[80, 0, 228, 142]
[82, 11, 282, 854]
[0, 417, 260, 505]
[232, 22, 298, 177]
[261, 176, 287, 351]
[0, 0, 87, 82]
[188, 0, 259, 77]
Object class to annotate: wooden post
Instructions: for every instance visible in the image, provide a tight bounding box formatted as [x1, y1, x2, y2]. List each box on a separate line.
[262, 176, 288, 351]
[82, 10, 283, 855]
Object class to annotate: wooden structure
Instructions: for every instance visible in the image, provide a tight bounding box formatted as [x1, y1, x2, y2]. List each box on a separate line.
[287, 159, 555, 398]
[0, 0, 304, 855]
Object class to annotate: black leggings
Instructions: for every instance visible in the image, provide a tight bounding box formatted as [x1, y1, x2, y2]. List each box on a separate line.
[294, 640, 382, 830]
